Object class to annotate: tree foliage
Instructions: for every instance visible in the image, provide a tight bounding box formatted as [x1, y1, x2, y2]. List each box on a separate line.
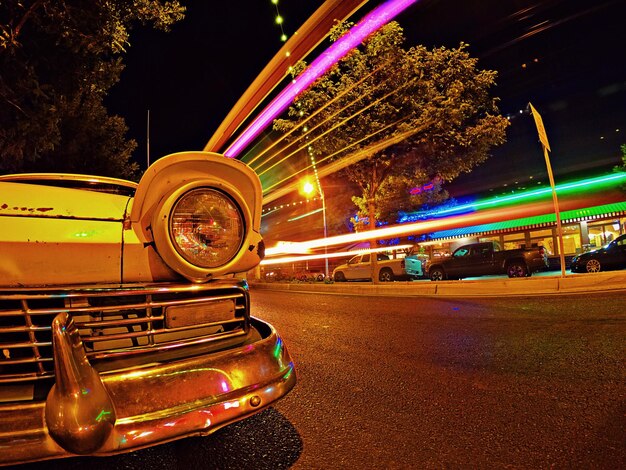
[0, 0, 185, 179]
[273, 22, 509, 228]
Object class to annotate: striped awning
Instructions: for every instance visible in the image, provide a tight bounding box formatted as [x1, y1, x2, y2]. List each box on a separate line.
[428, 201, 626, 241]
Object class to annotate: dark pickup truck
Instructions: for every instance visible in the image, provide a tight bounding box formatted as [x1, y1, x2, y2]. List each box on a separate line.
[428, 241, 549, 281]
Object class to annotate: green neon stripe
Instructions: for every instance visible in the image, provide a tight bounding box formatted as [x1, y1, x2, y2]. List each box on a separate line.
[430, 201, 626, 239]
[432, 172, 626, 216]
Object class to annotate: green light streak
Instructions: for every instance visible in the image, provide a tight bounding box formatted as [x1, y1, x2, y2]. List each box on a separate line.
[431, 201, 626, 239]
[435, 172, 626, 216]
[287, 208, 323, 222]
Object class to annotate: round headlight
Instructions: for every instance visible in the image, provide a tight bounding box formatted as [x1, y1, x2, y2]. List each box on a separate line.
[169, 188, 244, 268]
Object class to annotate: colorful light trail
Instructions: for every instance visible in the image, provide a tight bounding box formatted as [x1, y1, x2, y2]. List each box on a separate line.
[224, 0, 419, 158]
[265, 172, 626, 256]
[262, 244, 414, 266]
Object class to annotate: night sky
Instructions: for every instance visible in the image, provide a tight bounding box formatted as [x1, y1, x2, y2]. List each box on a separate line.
[106, 0, 625, 198]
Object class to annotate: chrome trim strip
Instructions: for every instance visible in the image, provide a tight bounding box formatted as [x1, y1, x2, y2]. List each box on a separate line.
[0, 280, 250, 384]
[0, 318, 296, 466]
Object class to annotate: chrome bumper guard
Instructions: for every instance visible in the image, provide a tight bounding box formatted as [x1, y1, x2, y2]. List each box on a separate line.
[0, 313, 295, 466]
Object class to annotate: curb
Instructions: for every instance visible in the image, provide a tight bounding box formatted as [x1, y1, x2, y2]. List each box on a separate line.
[249, 271, 626, 297]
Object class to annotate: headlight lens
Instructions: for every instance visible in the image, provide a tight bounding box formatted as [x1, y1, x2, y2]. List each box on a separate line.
[170, 188, 244, 268]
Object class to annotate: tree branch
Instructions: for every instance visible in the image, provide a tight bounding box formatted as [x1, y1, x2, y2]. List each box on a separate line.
[12, 0, 46, 42]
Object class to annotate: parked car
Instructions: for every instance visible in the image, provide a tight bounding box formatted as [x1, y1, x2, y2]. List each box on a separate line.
[404, 249, 430, 279]
[0, 152, 296, 466]
[570, 233, 626, 273]
[264, 268, 292, 281]
[427, 241, 549, 280]
[294, 270, 326, 282]
[332, 253, 405, 282]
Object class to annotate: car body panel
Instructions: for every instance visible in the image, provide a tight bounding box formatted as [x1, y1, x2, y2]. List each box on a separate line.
[404, 253, 428, 278]
[0, 183, 130, 286]
[0, 179, 131, 220]
[0, 152, 265, 287]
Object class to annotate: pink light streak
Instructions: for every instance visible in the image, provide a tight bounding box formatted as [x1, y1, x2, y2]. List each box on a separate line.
[224, 0, 419, 158]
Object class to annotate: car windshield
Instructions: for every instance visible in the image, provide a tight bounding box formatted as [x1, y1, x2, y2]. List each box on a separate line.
[454, 248, 470, 258]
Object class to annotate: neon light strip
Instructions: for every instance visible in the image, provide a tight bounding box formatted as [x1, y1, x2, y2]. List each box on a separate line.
[224, 0, 419, 158]
[420, 172, 626, 218]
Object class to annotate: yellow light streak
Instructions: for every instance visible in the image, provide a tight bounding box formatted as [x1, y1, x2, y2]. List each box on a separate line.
[262, 244, 413, 265]
[262, 117, 422, 203]
[257, 79, 417, 177]
[287, 208, 323, 222]
[264, 200, 555, 255]
[246, 62, 389, 167]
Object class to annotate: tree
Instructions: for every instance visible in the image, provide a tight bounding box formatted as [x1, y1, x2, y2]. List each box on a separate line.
[0, 0, 185, 179]
[273, 21, 509, 228]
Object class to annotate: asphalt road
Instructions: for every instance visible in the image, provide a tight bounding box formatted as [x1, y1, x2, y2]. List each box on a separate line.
[252, 290, 625, 469]
[18, 290, 625, 469]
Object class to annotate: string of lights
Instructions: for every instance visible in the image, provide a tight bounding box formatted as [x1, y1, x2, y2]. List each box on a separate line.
[271, 0, 289, 43]
[262, 196, 324, 215]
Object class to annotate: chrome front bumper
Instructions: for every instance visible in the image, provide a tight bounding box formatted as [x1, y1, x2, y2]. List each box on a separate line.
[0, 316, 295, 466]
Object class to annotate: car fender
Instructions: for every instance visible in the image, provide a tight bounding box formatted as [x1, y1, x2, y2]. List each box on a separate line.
[126, 152, 264, 282]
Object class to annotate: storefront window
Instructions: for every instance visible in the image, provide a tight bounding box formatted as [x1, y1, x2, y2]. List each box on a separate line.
[529, 228, 554, 254]
[427, 215, 625, 257]
[588, 219, 622, 247]
[555, 224, 581, 254]
[502, 232, 525, 250]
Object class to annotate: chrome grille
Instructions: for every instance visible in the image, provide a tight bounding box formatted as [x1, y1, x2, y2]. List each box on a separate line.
[0, 281, 249, 385]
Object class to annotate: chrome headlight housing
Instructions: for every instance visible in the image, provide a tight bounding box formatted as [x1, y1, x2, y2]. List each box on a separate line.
[151, 179, 256, 282]
[170, 188, 244, 268]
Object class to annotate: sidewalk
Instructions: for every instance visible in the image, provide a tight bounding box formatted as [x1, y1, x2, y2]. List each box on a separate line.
[249, 271, 626, 297]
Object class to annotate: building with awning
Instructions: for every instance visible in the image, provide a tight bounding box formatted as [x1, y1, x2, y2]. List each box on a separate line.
[406, 172, 626, 267]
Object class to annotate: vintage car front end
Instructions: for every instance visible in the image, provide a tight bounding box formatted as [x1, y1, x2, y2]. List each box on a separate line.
[0, 152, 296, 466]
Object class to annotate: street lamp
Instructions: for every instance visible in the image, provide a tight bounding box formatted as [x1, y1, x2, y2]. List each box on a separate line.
[302, 179, 329, 279]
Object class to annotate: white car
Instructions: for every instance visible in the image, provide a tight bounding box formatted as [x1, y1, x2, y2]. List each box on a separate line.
[332, 253, 405, 282]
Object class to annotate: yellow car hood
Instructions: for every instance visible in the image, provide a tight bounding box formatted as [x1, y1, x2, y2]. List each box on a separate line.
[0, 182, 130, 287]
[0, 181, 129, 221]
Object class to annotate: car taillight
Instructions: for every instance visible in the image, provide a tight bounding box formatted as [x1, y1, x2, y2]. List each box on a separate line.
[401, 260, 405, 268]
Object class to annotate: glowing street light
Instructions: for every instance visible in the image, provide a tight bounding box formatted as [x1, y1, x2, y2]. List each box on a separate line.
[301, 179, 329, 278]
